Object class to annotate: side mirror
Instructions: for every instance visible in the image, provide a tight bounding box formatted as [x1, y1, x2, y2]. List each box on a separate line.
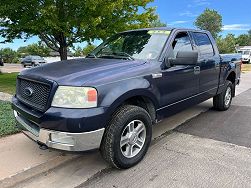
[169, 51, 198, 66]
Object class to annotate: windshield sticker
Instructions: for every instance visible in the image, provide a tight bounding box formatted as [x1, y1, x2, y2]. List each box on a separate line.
[148, 30, 171, 35]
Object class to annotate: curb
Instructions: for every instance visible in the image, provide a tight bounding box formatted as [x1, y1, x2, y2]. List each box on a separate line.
[0, 154, 79, 188]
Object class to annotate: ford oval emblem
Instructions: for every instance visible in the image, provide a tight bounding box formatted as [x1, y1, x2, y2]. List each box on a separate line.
[24, 87, 33, 97]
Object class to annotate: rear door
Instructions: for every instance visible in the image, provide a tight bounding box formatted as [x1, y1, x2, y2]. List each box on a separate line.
[191, 32, 220, 96]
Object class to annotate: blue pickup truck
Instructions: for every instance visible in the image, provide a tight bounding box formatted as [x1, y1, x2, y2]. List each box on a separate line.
[12, 28, 241, 169]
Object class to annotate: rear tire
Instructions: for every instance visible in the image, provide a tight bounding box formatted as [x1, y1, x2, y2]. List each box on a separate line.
[213, 81, 233, 111]
[100, 105, 152, 169]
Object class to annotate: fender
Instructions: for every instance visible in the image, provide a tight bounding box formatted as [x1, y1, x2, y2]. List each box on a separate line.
[97, 77, 159, 118]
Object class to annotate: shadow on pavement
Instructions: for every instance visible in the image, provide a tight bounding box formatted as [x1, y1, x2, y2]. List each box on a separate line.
[176, 89, 251, 148]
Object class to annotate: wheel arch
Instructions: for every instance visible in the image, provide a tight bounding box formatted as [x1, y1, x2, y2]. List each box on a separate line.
[104, 90, 159, 125]
[226, 71, 236, 97]
[226, 71, 236, 85]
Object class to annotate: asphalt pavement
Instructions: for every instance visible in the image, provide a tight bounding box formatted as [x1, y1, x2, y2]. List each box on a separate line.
[0, 64, 24, 73]
[176, 89, 251, 148]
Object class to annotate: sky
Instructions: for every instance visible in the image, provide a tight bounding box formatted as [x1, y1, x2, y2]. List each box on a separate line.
[150, 0, 251, 34]
[0, 0, 251, 50]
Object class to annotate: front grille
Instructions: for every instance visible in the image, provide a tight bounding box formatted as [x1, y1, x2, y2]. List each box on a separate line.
[16, 77, 52, 112]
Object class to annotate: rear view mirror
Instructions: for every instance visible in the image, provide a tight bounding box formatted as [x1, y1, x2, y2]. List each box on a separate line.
[169, 51, 198, 66]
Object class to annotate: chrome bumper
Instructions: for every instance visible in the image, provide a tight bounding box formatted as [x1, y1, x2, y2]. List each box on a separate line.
[14, 110, 105, 151]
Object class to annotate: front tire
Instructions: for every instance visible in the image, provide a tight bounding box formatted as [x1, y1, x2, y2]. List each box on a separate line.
[100, 105, 152, 169]
[213, 81, 233, 111]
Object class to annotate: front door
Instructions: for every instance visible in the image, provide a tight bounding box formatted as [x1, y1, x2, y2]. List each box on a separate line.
[155, 31, 199, 111]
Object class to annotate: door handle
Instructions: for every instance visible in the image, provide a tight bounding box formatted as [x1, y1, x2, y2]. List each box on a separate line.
[194, 66, 200, 75]
[199, 59, 206, 64]
[215, 62, 220, 69]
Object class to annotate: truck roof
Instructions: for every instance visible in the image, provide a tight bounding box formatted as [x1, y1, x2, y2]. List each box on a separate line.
[120, 27, 207, 34]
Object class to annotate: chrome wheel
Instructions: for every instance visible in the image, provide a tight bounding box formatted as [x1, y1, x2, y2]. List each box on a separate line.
[224, 87, 232, 106]
[120, 120, 146, 158]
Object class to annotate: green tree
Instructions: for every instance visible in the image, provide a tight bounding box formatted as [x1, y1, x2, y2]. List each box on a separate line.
[82, 44, 96, 56]
[17, 43, 50, 57]
[0, 48, 18, 63]
[248, 30, 251, 45]
[248, 29, 251, 36]
[150, 16, 166, 27]
[217, 34, 236, 54]
[236, 34, 250, 46]
[0, 0, 158, 60]
[73, 46, 83, 57]
[195, 8, 222, 38]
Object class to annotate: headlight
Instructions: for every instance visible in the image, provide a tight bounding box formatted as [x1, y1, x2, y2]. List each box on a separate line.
[52, 86, 97, 108]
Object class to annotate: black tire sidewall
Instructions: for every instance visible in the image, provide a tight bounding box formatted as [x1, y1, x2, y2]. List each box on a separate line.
[112, 108, 152, 169]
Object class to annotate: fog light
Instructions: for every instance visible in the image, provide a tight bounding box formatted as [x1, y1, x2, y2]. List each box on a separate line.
[50, 133, 75, 145]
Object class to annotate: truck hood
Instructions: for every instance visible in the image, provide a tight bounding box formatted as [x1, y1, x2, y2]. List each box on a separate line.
[19, 58, 147, 86]
[242, 55, 250, 58]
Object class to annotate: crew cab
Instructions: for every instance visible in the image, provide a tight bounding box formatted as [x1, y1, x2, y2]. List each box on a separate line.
[12, 28, 241, 169]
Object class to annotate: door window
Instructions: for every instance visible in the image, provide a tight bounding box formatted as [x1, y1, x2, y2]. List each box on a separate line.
[171, 32, 193, 58]
[193, 32, 214, 57]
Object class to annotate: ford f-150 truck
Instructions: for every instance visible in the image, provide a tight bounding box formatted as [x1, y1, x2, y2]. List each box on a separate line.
[12, 28, 241, 169]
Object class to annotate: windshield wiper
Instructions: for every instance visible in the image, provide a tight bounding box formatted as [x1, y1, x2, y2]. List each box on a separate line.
[93, 52, 135, 60]
[97, 52, 134, 60]
[86, 53, 97, 58]
[112, 52, 135, 60]
[97, 54, 119, 59]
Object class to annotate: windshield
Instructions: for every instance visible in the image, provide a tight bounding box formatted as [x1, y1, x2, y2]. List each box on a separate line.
[23, 56, 31, 61]
[243, 50, 250, 55]
[90, 30, 171, 60]
[32, 56, 43, 60]
[23, 56, 43, 60]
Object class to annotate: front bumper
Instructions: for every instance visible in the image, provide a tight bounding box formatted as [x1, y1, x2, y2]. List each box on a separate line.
[242, 59, 250, 62]
[14, 110, 105, 151]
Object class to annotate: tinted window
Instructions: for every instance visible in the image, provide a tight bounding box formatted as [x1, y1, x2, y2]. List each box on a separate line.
[172, 32, 193, 58]
[193, 33, 214, 57]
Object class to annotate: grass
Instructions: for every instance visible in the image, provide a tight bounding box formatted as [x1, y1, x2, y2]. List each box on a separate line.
[0, 100, 20, 137]
[242, 64, 251, 72]
[0, 73, 18, 94]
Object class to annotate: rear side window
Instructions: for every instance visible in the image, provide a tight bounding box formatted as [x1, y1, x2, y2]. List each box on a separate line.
[193, 32, 214, 57]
